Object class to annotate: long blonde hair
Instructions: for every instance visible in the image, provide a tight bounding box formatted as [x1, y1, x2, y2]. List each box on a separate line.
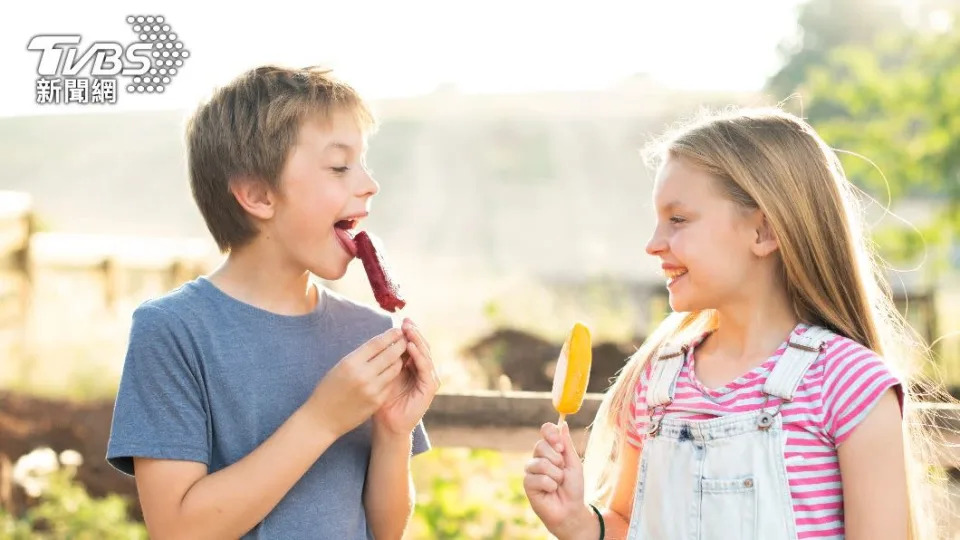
[582, 107, 952, 538]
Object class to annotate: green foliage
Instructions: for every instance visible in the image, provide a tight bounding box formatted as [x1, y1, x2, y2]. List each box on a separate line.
[802, 21, 960, 266]
[767, 0, 905, 97]
[0, 466, 146, 540]
[767, 1, 959, 265]
[409, 448, 548, 539]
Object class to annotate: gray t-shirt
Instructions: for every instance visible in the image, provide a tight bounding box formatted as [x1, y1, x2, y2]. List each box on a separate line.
[106, 277, 430, 539]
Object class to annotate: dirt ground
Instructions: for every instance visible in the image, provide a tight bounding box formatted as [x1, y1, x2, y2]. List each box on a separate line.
[0, 391, 141, 519]
[462, 328, 641, 393]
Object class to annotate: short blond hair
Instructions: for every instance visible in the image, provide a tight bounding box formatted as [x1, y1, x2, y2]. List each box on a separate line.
[185, 65, 376, 252]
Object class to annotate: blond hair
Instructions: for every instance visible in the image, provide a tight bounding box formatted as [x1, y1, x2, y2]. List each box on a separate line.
[185, 65, 377, 252]
[582, 107, 953, 539]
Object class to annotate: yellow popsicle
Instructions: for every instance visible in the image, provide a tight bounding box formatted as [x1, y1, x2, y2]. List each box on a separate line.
[551, 322, 592, 425]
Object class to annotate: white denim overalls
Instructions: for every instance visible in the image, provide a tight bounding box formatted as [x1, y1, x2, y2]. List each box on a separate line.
[626, 326, 834, 540]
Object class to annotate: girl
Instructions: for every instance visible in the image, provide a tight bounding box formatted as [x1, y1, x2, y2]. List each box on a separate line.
[524, 108, 947, 539]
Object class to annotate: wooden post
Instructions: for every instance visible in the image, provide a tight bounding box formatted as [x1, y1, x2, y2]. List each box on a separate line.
[0, 452, 14, 516]
[167, 259, 185, 291]
[11, 211, 34, 284]
[100, 257, 117, 309]
[167, 259, 206, 290]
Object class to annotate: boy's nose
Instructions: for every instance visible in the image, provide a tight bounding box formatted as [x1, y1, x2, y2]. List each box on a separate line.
[359, 169, 380, 197]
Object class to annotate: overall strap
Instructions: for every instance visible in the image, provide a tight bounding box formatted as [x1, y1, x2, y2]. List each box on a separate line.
[646, 342, 688, 408]
[762, 325, 835, 401]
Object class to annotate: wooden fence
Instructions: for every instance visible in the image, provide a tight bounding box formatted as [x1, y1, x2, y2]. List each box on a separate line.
[1, 189, 958, 466]
[0, 191, 215, 391]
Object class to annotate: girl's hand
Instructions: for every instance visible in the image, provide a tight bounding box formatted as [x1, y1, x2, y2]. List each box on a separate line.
[524, 422, 596, 538]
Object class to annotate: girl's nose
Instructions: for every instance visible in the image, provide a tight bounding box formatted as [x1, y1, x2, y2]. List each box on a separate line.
[646, 229, 666, 256]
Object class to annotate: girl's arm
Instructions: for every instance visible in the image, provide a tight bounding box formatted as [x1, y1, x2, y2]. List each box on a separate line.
[600, 440, 640, 538]
[837, 388, 909, 540]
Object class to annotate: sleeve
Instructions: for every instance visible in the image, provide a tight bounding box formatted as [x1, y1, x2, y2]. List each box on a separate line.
[820, 343, 903, 447]
[625, 361, 654, 449]
[411, 420, 431, 456]
[106, 303, 210, 476]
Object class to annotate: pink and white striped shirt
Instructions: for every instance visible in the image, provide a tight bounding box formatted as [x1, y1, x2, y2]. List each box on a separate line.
[627, 324, 902, 539]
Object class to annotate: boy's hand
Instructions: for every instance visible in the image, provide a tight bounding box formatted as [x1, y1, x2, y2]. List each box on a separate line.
[304, 328, 408, 439]
[373, 318, 441, 435]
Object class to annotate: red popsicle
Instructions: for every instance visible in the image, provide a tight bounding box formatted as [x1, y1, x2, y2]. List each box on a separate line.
[353, 231, 406, 312]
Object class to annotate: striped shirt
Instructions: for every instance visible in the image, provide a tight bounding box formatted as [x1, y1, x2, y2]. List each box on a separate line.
[627, 324, 902, 539]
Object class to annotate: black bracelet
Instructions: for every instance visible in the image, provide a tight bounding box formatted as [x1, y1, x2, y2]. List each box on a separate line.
[588, 503, 605, 540]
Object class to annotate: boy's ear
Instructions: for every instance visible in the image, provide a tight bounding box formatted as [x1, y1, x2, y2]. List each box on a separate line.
[229, 176, 276, 220]
[751, 211, 779, 258]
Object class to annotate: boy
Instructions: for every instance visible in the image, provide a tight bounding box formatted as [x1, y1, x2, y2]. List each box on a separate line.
[106, 65, 439, 539]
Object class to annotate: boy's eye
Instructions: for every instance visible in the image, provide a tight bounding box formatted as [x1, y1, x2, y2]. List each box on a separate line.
[669, 215, 687, 224]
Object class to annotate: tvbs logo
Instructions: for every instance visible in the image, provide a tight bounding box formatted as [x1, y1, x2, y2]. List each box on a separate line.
[28, 36, 152, 77]
[27, 15, 189, 105]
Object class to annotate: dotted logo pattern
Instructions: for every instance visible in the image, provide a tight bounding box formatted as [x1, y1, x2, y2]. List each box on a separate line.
[124, 15, 189, 94]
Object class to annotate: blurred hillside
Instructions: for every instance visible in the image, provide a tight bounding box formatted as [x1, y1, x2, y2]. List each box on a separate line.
[0, 78, 758, 283]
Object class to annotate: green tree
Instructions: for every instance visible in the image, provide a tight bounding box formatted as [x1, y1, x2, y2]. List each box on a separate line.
[800, 20, 960, 265]
[767, 0, 905, 98]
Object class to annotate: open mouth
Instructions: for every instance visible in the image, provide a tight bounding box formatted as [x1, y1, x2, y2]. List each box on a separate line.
[334, 219, 359, 257]
[335, 219, 359, 231]
[662, 268, 688, 287]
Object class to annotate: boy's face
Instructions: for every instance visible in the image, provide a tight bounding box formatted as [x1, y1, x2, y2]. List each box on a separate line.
[269, 110, 379, 280]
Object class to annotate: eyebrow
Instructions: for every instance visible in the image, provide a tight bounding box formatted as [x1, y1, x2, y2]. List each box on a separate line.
[324, 142, 354, 153]
[323, 141, 369, 159]
[657, 200, 687, 212]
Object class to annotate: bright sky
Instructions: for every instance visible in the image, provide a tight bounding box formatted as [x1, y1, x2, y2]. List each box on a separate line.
[0, 0, 806, 117]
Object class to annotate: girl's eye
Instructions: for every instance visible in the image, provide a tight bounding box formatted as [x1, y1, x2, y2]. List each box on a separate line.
[669, 216, 687, 224]
[331, 166, 349, 174]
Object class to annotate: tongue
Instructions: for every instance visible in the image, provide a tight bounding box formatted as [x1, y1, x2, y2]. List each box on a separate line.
[335, 228, 358, 257]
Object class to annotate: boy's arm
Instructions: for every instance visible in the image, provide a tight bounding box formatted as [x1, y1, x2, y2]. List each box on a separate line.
[364, 319, 440, 539]
[363, 424, 416, 540]
[133, 328, 410, 540]
[135, 407, 337, 539]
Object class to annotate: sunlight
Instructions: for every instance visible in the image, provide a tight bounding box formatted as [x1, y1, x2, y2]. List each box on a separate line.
[1, 0, 805, 117]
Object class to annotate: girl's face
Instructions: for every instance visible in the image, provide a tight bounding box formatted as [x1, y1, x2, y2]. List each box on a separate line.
[645, 156, 770, 313]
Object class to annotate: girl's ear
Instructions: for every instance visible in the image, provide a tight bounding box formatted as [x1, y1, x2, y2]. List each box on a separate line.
[229, 175, 276, 221]
[751, 211, 779, 258]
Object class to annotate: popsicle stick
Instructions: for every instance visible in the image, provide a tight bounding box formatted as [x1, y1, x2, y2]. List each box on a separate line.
[558, 413, 566, 426]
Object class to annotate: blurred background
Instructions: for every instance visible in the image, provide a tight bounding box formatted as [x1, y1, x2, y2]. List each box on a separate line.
[1, 0, 959, 538]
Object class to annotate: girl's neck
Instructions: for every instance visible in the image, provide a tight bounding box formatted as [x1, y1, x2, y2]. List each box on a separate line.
[700, 286, 799, 364]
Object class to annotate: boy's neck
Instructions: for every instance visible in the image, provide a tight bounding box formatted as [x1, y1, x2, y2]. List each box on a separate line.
[206, 245, 319, 317]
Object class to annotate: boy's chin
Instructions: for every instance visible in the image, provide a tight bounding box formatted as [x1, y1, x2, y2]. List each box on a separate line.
[311, 261, 351, 281]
